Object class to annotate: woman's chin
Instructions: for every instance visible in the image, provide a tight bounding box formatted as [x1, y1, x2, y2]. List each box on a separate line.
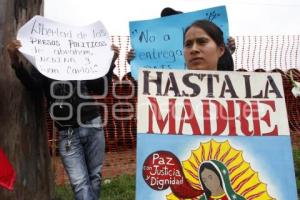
[188, 64, 209, 71]
[187, 63, 218, 71]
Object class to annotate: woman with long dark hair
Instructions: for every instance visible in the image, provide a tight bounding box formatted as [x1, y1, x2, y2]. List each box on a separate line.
[183, 19, 233, 71]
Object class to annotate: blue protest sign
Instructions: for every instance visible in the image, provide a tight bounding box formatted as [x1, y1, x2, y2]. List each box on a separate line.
[129, 6, 228, 79]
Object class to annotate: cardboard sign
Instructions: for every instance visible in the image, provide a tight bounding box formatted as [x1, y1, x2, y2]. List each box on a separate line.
[136, 69, 297, 200]
[17, 15, 113, 80]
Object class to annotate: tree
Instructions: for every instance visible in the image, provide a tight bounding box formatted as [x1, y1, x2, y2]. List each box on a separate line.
[0, 0, 53, 199]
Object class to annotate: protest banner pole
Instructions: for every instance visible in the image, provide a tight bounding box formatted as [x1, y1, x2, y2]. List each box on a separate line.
[0, 0, 54, 199]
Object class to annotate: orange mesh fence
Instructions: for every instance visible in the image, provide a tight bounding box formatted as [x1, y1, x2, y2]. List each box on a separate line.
[234, 35, 300, 71]
[47, 35, 300, 185]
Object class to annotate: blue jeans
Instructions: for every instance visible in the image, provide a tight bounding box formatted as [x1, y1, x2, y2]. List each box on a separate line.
[58, 116, 105, 200]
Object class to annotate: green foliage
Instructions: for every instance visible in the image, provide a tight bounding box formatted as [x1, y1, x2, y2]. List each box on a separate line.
[54, 174, 136, 200]
[101, 174, 136, 200]
[293, 149, 300, 195]
[54, 185, 73, 200]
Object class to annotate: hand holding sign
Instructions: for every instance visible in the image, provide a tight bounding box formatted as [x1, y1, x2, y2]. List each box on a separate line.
[17, 15, 113, 80]
[6, 40, 22, 66]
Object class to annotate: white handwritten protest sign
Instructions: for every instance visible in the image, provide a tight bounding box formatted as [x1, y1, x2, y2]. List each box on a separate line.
[17, 15, 113, 80]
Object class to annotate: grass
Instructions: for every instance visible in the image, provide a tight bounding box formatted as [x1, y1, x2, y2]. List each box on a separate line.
[55, 149, 300, 199]
[101, 174, 135, 200]
[54, 184, 73, 200]
[54, 174, 136, 200]
[293, 149, 300, 195]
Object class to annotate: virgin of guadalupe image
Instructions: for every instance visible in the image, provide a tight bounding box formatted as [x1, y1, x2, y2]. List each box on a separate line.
[198, 160, 245, 200]
[166, 140, 274, 200]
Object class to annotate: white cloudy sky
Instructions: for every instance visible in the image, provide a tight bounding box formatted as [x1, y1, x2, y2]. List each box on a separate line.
[44, 0, 300, 36]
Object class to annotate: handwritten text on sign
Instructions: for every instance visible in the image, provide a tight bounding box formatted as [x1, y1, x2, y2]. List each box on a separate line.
[129, 6, 228, 79]
[17, 15, 113, 80]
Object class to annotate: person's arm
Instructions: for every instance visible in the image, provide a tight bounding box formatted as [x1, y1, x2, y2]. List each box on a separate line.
[14, 63, 44, 91]
[126, 48, 135, 64]
[7, 40, 44, 91]
[227, 37, 236, 55]
[106, 44, 119, 81]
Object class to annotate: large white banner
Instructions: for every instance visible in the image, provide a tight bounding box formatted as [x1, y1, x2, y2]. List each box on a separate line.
[17, 15, 113, 80]
[136, 69, 297, 200]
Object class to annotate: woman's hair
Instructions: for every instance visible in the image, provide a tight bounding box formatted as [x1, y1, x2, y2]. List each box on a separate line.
[199, 162, 223, 198]
[160, 7, 183, 17]
[218, 47, 234, 71]
[184, 20, 234, 71]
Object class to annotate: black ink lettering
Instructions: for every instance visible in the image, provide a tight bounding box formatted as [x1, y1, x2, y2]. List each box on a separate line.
[219, 75, 238, 98]
[143, 71, 162, 95]
[163, 72, 181, 97]
[182, 73, 201, 97]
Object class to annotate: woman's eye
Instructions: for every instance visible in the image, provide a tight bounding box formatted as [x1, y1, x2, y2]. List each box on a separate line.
[196, 38, 207, 44]
[184, 41, 192, 48]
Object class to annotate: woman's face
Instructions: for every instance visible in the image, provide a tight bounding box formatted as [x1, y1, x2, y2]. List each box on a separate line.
[184, 26, 224, 70]
[201, 168, 222, 193]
